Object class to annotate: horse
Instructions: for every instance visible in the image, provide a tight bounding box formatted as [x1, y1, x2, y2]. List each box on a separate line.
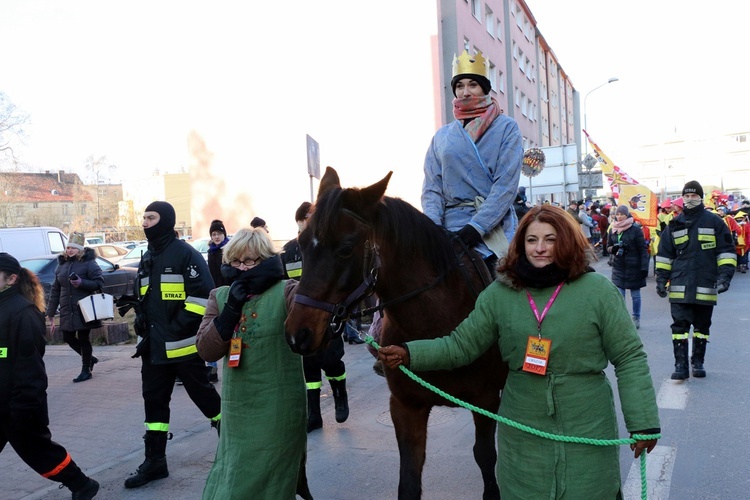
[284, 167, 508, 499]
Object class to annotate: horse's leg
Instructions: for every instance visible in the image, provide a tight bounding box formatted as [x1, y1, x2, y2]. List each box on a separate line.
[390, 394, 430, 500]
[472, 413, 501, 500]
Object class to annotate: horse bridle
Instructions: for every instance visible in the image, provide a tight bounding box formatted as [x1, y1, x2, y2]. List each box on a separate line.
[293, 209, 381, 336]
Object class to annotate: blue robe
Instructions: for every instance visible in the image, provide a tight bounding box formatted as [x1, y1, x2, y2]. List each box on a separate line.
[422, 115, 523, 257]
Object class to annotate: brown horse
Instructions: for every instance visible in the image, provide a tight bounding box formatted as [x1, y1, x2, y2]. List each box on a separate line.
[284, 167, 508, 499]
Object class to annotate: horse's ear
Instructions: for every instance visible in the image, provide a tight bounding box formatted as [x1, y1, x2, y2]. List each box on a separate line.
[360, 171, 393, 207]
[317, 167, 340, 201]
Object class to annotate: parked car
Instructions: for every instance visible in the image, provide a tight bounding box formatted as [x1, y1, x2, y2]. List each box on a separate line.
[88, 243, 130, 263]
[20, 254, 136, 303]
[191, 237, 210, 261]
[0, 227, 68, 261]
[117, 244, 149, 269]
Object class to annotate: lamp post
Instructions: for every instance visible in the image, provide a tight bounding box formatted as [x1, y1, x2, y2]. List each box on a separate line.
[583, 77, 619, 156]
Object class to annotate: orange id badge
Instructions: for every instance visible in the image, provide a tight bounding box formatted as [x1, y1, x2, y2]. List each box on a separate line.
[228, 337, 242, 368]
[522, 336, 551, 375]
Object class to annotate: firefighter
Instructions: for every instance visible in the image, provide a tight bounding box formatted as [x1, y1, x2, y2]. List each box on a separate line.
[0, 253, 99, 499]
[656, 181, 736, 379]
[280, 201, 351, 432]
[124, 201, 221, 488]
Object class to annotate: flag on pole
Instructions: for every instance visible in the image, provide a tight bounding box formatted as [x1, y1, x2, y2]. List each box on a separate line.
[584, 131, 658, 227]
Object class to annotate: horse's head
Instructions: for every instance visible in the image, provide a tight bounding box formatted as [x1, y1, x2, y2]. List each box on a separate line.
[285, 167, 392, 355]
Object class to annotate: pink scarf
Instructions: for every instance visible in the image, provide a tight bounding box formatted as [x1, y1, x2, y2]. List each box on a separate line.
[611, 217, 634, 234]
[453, 95, 502, 143]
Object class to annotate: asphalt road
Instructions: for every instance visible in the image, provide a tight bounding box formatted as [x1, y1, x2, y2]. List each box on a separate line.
[4, 255, 749, 499]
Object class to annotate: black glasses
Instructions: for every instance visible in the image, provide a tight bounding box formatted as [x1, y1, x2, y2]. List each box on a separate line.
[230, 257, 260, 268]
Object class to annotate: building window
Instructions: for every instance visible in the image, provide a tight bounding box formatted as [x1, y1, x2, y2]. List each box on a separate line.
[514, 87, 521, 107]
[496, 19, 503, 40]
[515, 4, 523, 30]
[736, 134, 747, 143]
[512, 41, 518, 60]
[489, 61, 497, 91]
[32, 202, 39, 208]
[485, 5, 494, 35]
[471, 0, 481, 20]
[497, 69, 505, 94]
[62, 204, 68, 215]
[463, 38, 470, 52]
[521, 93, 528, 117]
[526, 58, 532, 80]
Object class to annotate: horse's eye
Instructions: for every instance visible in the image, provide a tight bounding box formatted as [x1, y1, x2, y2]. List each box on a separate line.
[337, 245, 354, 258]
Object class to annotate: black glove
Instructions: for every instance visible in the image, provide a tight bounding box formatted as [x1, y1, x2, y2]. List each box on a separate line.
[456, 224, 483, 248]
[656, 282, 668, 298]
[641, 270, 649, 280]
[717, 280, 730, 294]
[213, 281, 249, 341]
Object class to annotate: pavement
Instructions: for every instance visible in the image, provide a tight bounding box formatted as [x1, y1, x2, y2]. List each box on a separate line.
[4, 254, 750, 499]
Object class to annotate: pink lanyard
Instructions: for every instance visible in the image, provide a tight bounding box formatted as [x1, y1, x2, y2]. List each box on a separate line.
[525, 282, 565, 338]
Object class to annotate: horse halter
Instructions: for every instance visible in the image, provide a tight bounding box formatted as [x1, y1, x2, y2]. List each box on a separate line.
[293, 210, 380, 336]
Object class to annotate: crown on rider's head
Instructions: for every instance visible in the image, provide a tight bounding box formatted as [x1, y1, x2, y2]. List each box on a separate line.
[451, 50, 491, 96]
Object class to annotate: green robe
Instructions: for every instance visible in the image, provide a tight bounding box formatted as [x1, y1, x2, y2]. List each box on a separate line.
[408, 272, 660, 499]
[202, 281, 306, 500]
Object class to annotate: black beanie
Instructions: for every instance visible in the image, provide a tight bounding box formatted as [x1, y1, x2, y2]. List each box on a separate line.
[451, 74, 492, 97]
[209, 219, 226, 236]
[250, 217, 266, 228]
[682, 180, 704, 199]
[0, 252, 21, 274]
[295, 202, 312, 222]
[144, 201, 176, 243]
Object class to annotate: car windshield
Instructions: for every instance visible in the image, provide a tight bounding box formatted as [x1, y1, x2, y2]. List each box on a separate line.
[191, 239, 209, 253]
[123, 245, 148, 260]
[20, 258, 53, 273]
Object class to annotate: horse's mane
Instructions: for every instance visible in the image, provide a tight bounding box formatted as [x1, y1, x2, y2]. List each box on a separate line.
[312, 186, 456, 276]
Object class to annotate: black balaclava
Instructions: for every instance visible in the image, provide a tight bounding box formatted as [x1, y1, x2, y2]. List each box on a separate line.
[144, 201, 176, 251]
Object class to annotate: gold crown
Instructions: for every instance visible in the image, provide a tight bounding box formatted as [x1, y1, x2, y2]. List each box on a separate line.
[452, 50, 489, 79]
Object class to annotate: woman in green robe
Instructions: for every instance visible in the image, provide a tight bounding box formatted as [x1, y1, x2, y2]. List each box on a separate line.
[379, 205, 660, 499]
[196, 227, 310, 500]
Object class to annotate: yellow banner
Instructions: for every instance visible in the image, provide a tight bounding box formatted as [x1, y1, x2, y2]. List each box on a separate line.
[619, 184, 658, 227]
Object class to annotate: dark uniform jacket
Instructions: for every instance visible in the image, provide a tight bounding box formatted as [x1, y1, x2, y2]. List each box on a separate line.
[136, 238, 213, 364]
[280, 238, 302, 279]
[656, 205, 736, 305]
[0, 286, 48, 424]
[45, 248, 105, 331]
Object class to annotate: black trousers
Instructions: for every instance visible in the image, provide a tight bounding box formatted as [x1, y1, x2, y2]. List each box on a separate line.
[670, 303, 714, 337]
[141, 355, 221, 429]
[0, 413, 85, 487]
[62, 329, 93, 367]
[303, 336, 345, 385]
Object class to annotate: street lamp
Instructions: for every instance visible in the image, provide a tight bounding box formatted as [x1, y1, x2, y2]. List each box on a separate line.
[583, 77, 619, 156]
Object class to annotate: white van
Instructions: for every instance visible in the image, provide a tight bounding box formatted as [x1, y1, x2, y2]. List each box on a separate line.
[0, 227, 68, 261]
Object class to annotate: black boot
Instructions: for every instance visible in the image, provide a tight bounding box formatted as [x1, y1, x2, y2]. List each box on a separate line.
[671, 339, 689, 380]
[691, 337, 708, 378]
[73, 364, 92, 383]
[330, 378, 349, 423]
[57, 461, 99, 500]
[124, 431, 169, 488]
[71, 477, 100, 499]
[90, 356, 99, 372]
[307, 389, 322, 433]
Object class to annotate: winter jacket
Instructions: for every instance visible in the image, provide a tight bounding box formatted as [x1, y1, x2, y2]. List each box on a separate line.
[0, 285, 49, 424]
[406, 271, 660, 499]
[609, 221, 649, 290]
[207, 239, 228, 288]
[656, 205, 736, 305]
[422, 115, 523, 258]
[45, 248, 105, 331]
[280, 238, 302, 279]
[136, 238, 213, 364]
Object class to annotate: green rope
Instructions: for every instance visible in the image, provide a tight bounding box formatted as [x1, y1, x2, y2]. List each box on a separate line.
[366, 336, 660, 500]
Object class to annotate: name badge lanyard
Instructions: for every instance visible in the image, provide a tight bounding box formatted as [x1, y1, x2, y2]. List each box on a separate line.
[526, 282, 565, 338]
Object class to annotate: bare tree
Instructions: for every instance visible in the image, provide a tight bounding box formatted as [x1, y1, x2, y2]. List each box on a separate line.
[83, 155, 117, 227]
[0, 92, 29, 170]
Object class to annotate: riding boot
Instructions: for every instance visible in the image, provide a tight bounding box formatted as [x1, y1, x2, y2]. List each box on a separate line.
[124, 431, 169, 488]
[307, 389, 323, 433]
[691, 337, 708, 378]
[329, 378, 349, 423]
[73, 363, 92, 383]
[671, 339, 689, 380]
[90, 355, 99, 371]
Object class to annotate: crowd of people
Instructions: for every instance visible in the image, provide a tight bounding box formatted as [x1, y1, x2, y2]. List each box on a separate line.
[2, 48, 742, 500]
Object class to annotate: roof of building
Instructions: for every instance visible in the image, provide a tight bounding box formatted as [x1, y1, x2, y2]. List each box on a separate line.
[0, 171, 93, 203]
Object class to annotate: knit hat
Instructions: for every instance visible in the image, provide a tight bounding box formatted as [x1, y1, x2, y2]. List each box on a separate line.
[615, 205, 630, 217]
[0, 252, 21, 274]
[250, 217, 266, 228]
[67, 231, 85, 251]
[682, 180, 704, 198]
[144, 201, 176, 243]
[294, 202, 312, 222]
[209, 219, 226, 236]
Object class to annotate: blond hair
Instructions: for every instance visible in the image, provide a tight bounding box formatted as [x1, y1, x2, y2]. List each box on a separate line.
[222, 227, 277, 265]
